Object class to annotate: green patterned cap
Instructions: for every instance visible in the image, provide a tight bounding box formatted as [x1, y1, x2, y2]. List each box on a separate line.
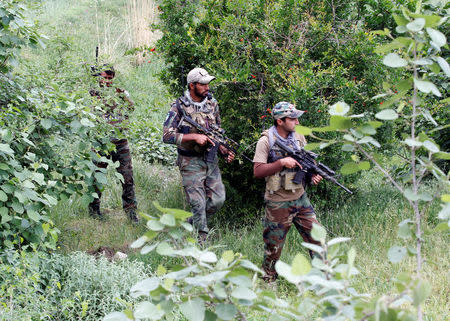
[272, 101, 304, 119]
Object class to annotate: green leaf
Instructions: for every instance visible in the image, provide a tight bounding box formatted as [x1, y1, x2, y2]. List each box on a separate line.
[409, 13, 442, 27]
[291, 253, 311, 276]
[0, 190, 7, 202]
[414, 78, 441, 97]
[435, 57, 450, 77]
[341, 144, 354, 152]
[435, 152, 450, 160]
[102, 312, 130, 321]
[329, 116, 352, 129]
[141, 243, 158, 255]
[231, 286, 257, 300]
[130, 277, 160, 298]
[434, 222, 449, 232]
[375, 109, 398, 120]
[94, 172, 108, 185]
[27, 210, 41, 222]
[130, 236, 148, 249]
[426, 28, 446, 48]
[404, 138, 423, 147]
[134, 301, 165, 320]
[40, 118, 52, 130]
[204, 311, 217, 321]
[311, 223, 326, 242]
[153, 201, 192, 219]
[221, 250, 234, 263]
[304, 143, 321, 151]
[441, 194, 450, 203]
[80, 118, 95, 127]
[215, 304, 237, 321]
[329, 101, 350, 116]
[147, 220, 165, 231]
[0, 143, 14, 156]
[398, 220, 413, 239]
[393, 14, 409, 26]
[301, 242, 324, 254]
[423, 140, 439, 153]
[413, 280, 432, 307]
[156, 242, 175, 256]
[341, 162, 360, 175]
[327, 237, 351, 246]
[388, 246, 407, 263]
[374, 41, 404, 54]
[404, 188, 420, 201]
[0, 207, 11, 224]
[11, 202, 24, 214]
[383, 53, 408, 68]
[406, 18, 425, 32]
[180, 298, 205, 321]
[160, 214, 176, 226]
[347, 247, 356, 268]
[295, 125, 312, 136]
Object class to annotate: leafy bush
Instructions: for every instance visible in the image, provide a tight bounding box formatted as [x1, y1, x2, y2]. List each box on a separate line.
[129, 118, 177, 165]
[155, 0, 397, 213]
[0, 250, 150, 321]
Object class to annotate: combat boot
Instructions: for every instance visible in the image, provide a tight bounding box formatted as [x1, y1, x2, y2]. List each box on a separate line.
[197, 231, 208, 246]
[88, 203, 105, 220]
[126, 208, 139, 223]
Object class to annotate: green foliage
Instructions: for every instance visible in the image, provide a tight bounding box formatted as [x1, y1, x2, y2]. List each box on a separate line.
[105, 205, 422, 320]
[0, 250, 149, 321]
[156, 0, 396, 211]
[0, 0, 43, 72]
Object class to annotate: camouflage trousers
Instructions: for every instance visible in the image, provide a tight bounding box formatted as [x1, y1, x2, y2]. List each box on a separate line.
[177, 155, 225, 233]
[90, 138, 137, 211]
[262, 193, 321, 280]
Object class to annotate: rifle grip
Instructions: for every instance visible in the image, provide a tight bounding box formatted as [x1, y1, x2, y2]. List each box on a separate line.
[292, 170, 305, 185]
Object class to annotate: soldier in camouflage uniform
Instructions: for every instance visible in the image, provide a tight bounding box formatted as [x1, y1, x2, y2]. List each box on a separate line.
[253, 102, 323, 282]
[163, 68, 234, 242]
[88, 67, 138, 222]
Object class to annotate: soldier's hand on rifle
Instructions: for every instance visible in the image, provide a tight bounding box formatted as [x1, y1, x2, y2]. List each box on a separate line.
[311, 174, 323, 185]
[280, 157, 302, 169]
[219, 145, 235, 163]
[193, 134, 215, 146]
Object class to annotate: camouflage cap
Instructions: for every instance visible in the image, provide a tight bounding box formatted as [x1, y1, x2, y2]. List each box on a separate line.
[272, 101, 305, 119]
[187, 67, 216, 84]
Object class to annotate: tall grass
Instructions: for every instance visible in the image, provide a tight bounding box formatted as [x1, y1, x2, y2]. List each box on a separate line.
[126, 0, 161, 64]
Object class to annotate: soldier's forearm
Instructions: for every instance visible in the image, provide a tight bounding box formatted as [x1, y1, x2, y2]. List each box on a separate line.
[253, 161, 284, 178]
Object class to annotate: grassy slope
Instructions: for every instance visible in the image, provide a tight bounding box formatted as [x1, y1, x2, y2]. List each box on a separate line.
[25, 0, 449, 319]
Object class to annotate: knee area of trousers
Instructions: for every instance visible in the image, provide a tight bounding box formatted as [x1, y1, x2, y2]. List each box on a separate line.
[212, 194, 225, 208]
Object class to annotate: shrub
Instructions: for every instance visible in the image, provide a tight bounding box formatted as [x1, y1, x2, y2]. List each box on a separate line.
[155, 0, 396, 213]
[0, 250, 150, 321]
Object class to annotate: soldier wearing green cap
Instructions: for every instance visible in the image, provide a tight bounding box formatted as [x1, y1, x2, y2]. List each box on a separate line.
[253, 101, 323, 282]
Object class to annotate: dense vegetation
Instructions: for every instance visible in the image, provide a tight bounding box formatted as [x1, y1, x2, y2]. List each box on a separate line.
[0, 0, 448, 320]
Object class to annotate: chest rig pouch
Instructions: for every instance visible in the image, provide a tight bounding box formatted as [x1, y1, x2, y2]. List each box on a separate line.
[265, 128, 305, 194]
[176, 97, 219, 158]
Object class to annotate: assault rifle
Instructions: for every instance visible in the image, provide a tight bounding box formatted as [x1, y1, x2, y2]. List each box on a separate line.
[176, 99, 252, 163]
[274, 139, 353, 194]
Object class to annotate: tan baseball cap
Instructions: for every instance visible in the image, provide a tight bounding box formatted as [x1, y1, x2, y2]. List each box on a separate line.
[187, 67, 216, 84]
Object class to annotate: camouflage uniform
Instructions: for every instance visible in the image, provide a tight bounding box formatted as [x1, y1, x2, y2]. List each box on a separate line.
[89, 86, 137, 218]
[262, 193, 319, 280]
[253, 102, 322, 281]
[163, 92, 225, 233]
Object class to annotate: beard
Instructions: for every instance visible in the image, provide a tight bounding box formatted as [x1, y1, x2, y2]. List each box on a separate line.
[194, 84, 208, 99]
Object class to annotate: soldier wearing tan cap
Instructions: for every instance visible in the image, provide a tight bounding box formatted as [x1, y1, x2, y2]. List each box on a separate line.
[163, 68, 234, 243]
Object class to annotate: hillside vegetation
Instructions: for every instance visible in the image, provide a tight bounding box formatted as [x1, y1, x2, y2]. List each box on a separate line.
[0, 0, 448, 320]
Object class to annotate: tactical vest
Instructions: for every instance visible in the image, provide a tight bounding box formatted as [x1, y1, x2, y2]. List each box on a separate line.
[177, 95, 219, 156]
[264, 129, 306, 194]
